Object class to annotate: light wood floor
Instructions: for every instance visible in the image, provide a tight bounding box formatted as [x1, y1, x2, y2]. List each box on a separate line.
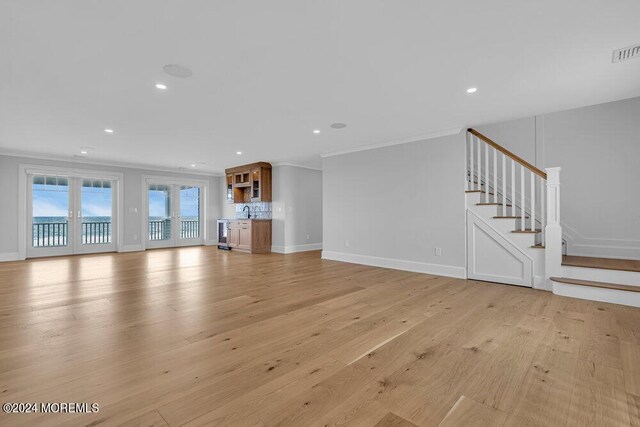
[0, 248, 639, 426]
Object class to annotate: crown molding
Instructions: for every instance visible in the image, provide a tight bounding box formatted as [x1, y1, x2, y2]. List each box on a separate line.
[320, 127, 462, 158]
[0, 149, 224, 177]
[271, 162, 322, 171]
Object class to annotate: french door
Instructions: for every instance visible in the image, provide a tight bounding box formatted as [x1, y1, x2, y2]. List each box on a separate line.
[27, 174, 117, 258]
[146, 182, 203, 249]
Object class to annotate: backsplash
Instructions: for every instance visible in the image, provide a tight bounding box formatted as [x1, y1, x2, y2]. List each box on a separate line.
[235, 202, 272, 219]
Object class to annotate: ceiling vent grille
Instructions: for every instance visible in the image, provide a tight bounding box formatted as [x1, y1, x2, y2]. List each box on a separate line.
[612, 44, 640, 63]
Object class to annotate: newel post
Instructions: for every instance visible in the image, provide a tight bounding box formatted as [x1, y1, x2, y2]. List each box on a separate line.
[544, 167, 562, 290]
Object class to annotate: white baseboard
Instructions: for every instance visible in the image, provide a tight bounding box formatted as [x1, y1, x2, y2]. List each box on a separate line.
[321, 250, 466, 279]
[0, 252, 21, 262]
[204, 239, 219, 246]
[119, 245, 143, 253]
[272, 243, 323, 254]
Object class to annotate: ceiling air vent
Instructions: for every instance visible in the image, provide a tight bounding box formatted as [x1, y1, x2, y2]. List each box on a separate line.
[612, 43, 640, 63]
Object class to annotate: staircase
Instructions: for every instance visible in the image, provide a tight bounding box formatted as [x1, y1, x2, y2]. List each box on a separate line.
[465, 129, 640, 308]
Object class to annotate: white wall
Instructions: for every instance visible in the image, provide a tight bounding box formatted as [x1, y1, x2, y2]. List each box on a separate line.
[0, 154, 221, 260]
[476, 96, 640, 259]
[271, 165, 323, 253]
[322, 132, 466, 278]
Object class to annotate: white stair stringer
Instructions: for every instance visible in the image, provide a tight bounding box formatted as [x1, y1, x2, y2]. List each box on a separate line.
[466, 209, 534, 288]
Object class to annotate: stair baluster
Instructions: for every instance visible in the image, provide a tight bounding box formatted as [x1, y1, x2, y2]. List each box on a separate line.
[502, 155, 506, 210]
[484, 141, 489, 198]
[476, 138, 482, 190]
[469, 133, 474, 191]
[530, 170, 535, 232]
[493, 148, 497, 204]
[520, 165, 525, 231]
[541, 176, 546, 246]
[511, 160, 515, 217]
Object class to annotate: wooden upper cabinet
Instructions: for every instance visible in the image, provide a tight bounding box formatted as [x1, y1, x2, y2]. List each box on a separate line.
[225, 162, 272, 203]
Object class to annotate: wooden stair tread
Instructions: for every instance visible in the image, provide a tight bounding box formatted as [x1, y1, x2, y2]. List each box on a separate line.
[511, 229, 542, 234]
[562, 255, 640, 273]
[531, 244, 545, 249]
[551, 277, 640, 293]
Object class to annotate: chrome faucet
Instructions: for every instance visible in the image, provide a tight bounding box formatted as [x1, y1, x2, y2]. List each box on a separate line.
[243, 205, 251, 219]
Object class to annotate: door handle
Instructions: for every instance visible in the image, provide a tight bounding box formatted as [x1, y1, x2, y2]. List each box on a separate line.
[77, 210, 81, 219]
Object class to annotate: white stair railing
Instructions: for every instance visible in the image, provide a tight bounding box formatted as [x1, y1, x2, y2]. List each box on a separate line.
[466, 129, 549, 246]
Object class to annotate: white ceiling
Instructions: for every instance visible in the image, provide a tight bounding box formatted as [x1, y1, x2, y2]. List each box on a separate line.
[1, 0, 640, 174]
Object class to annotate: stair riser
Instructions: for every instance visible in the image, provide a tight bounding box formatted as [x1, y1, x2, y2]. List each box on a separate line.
[503, 233, 537, 250]
[561, 266, 640, 287]
[465, 193, 483, 205]
[487, 219, 517, 235]
[488, 218, 538, 235]
[552, 281, 640, 308]
[466, 192, 525, 217]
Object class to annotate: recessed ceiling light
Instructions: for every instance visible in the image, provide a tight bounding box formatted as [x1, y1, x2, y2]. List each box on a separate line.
[466, 87, 478, 94]
[236, 151, 242, 155]
[155, 83, 167, 90]
[330, 123, 347, 129]
[104, 128, 114, 133]
[313, 129, 320, 134]
[80, 150, 88, 155]
[190, 164, 196, 168]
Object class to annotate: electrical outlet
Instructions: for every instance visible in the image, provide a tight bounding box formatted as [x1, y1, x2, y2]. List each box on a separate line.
[435, 247, 442, 256]
[344, 240, 350, 247]
[306, 234, 310, 240]
[133, 234, 138, 241]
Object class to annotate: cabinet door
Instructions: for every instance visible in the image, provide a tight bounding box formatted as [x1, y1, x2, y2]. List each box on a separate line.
[250, 168, 261, 201]
[238, 225, 251, 249]
[227, 224, 239, 247]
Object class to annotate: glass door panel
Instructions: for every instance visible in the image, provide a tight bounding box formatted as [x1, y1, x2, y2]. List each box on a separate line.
[179, 186, 200, 241]
[147, 184, 173, 247]
[76, 179, 116, 254]
[29, 175, 72, 257]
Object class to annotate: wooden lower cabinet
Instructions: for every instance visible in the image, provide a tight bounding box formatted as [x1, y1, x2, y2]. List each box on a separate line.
[227, 219, 271, 253]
